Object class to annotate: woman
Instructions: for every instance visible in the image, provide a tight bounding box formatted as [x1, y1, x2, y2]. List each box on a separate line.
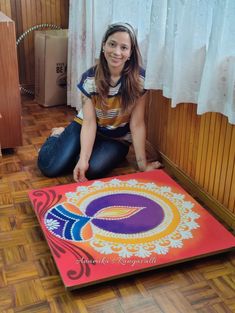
[38, 22, 161, 182]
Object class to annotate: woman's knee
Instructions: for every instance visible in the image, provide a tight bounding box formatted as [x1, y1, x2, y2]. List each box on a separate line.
[37, 121, 82, 177]
[86, 162, 108, 179]
[87, 141, 129, 179]
[37, 157, 60, 177]
[37, 147, 77, 177]
[37, 158, 74, 177]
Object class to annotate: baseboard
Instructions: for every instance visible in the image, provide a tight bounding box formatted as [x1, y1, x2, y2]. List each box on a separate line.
[160, 153, 235, 232]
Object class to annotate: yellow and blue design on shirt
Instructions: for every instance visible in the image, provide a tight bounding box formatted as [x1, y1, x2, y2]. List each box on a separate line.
[75, 66, 146, 142]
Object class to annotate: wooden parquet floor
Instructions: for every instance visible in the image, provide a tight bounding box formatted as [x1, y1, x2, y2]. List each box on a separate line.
[0, 96, 235, 313]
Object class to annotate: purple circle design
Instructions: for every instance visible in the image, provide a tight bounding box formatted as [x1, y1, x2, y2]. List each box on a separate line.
[85, 193, 164, 234]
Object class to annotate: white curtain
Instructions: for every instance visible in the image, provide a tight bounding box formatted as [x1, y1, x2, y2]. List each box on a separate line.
[67, 0, 235, 125]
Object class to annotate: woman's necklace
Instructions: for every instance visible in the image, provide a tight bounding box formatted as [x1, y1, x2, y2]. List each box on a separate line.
[110, 75, 121, 86]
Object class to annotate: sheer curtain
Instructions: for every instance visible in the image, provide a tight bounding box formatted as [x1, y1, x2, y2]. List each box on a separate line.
[67, 0, 235, 125]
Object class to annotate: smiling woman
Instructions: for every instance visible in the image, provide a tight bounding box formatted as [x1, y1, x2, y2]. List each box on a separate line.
[37, 22, 162, 182]
[103, 32, 131, 72]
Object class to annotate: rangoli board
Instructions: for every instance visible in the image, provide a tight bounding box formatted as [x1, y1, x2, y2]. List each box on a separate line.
[28, 170, 235, 290]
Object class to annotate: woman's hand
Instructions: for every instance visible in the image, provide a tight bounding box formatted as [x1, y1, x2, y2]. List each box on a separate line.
[73, 159, 89, 182]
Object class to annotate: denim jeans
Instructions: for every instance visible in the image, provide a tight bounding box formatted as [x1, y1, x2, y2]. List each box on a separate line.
[37, 121, 130, 179]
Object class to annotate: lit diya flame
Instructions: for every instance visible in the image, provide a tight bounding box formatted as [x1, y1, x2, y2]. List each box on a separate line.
[93, 206, 145, 220]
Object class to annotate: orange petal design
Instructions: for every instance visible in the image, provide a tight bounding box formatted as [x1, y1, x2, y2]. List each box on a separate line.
[94, 206, 145, 220]
[81, 223, 93, 241]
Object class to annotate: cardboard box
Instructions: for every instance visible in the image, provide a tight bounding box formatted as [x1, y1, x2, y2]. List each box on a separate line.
[35, 29, 68, 107]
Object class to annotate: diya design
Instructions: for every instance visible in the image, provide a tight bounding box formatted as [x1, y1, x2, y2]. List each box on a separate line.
[29, 170, 235, 289]
[44, 179, 200, 258]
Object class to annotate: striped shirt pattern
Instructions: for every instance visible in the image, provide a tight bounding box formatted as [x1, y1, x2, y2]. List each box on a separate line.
[76, 66, 145, 141]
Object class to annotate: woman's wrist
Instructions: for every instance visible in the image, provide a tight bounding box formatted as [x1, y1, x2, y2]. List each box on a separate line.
[136, 157, 147, 171]
[79, 152, 90, 162]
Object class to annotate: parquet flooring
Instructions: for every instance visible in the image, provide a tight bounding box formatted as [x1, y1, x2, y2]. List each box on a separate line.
[0, 96, 235, 313]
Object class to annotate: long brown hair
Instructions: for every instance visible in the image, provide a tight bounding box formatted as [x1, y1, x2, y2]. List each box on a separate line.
[95, 23, 143, 111]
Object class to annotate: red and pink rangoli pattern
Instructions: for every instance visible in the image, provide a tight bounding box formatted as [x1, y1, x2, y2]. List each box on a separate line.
[29, 170, 235, 289]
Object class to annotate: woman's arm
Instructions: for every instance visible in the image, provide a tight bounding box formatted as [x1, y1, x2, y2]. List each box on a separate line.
[73, 96, 97, 182]
[130, 93, 162, 172]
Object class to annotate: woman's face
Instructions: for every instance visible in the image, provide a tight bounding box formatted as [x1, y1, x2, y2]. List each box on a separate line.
[103, 31, 131, 73]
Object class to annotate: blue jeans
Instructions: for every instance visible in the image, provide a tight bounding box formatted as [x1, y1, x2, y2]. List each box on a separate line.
[37, 121, 130, 179]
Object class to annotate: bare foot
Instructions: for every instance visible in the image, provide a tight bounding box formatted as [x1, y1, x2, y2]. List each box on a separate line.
[50, 127, 65, 137]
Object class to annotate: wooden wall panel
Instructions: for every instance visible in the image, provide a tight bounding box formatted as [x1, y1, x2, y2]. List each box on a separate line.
[0, 0, 69, 90]
[146, 90, 235, 217]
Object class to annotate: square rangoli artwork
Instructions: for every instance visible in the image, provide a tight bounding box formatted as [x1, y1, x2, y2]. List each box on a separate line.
[28, 170, 235, 289]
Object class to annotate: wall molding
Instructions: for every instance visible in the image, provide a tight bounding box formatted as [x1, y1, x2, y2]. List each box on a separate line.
[160, 152, 235, 232]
